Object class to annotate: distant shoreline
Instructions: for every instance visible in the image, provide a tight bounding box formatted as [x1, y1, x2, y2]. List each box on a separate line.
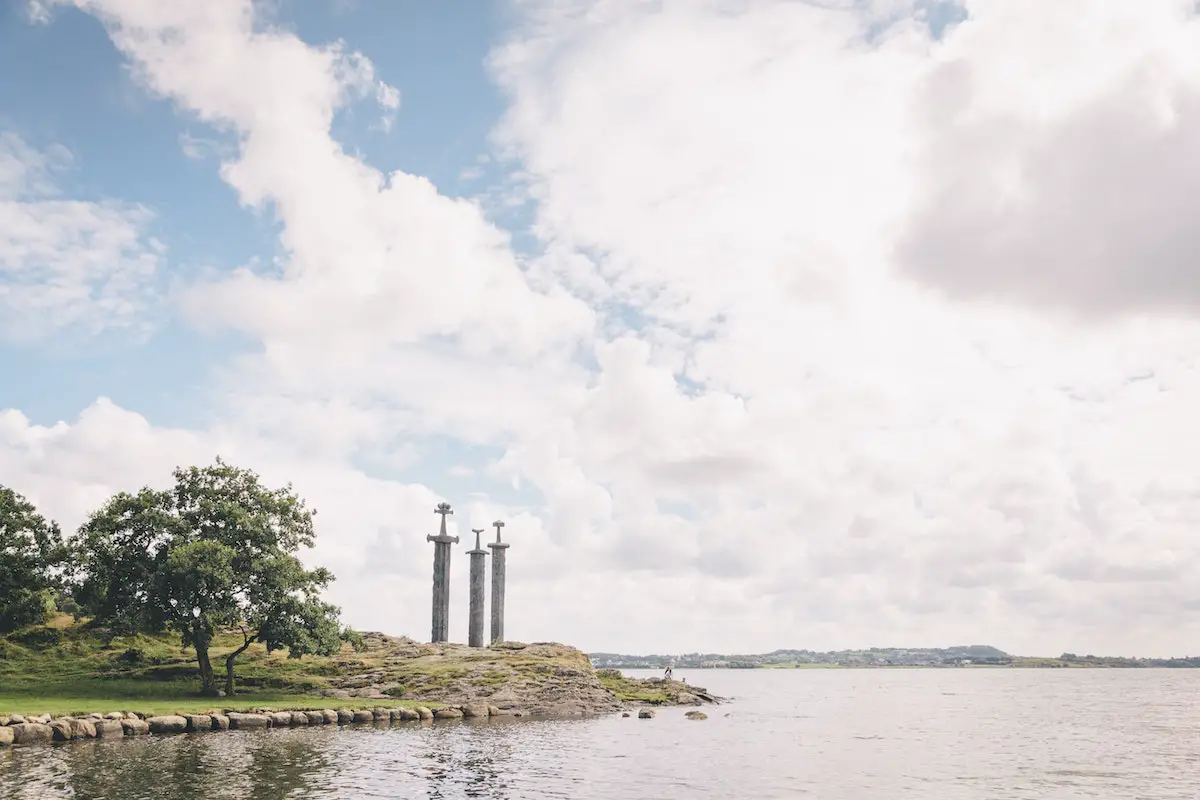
[590, 647, 1200, 670]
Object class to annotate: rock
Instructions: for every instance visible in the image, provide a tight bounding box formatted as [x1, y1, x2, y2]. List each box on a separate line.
[0, 727, 13, 746]
[94, 720, 124, 738]
[269, 711, 293, 727]
[675, 692, 702, 706]
[30, 714, 52, 725]
[684, 711, 708, 720]
[397, 708, 420, 721]
[147, 715, 188, 734]
[622, 712, 631, 717]
[351, 710, 373, 724]
[637, 710, 655, 719]
[487, 706, 501, 717]
[290, 711, 310, 726]
[433, 708, 463, 720]
[461, 705, 489, 719]
[8, 714, 25, 724]
[87, 713, 104, 720]
[306, 711, 327, 725]
[337, 710, 353, 725]
[12, 723, 53, 744]
[372, 707, 391, 721]
[321, 709, 338, 725]
[226, 713, 270, 730]
[105, 712, 124, 721]
[185, 714, 214, 732]
[0, 716, 8, 727]
[49, 720, 74, 741]
[415, 706, 434, 721]
[212, 715, 230, 731]
[120, 719, 150, 736]
[70, 719, 97, 739]
[126, 712, 142, 720]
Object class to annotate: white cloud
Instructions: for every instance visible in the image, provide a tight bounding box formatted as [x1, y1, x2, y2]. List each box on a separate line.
[0, 132, 161, 342]
[10, 0, 1200, 657]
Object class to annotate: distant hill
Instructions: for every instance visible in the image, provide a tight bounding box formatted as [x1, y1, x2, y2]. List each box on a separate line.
[589, 646, 1013, 669]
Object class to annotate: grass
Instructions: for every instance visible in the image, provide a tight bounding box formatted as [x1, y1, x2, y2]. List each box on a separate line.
[595, 669, 672, 704]
[0, 615, 444, 717]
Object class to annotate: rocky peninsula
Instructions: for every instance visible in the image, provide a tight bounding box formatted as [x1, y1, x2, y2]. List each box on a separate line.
[0, 618, 718, 747]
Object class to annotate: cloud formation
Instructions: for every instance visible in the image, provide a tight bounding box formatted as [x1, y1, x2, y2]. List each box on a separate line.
[6, 0, 1200, 657]
[0, 132, 160, 341]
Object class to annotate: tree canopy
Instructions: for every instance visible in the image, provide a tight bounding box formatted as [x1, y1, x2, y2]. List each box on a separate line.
[74, 459, 345, 696]
[0, 485, 69, 633]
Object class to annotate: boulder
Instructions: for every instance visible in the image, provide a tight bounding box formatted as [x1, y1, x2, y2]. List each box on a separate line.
[269, 711, 293, 727]
[290, 711, 310, 726]
[321, 709, 338, 725]
[94, 720, 124, 738]
[487, 706, 501, 717]
[126, 712, 142, 720]
[351, 710, 373, 724]
[86, 713, 104, 720]
[70, 718, 97, 739]
[0, 716, 8, 727]
[415, 707, 434, 721]
[212, 715, 230, 731]
[306, 711, 326, 725]
[49, 720, 75, 741]
[676, 693, 702, 706]
[226, 713, 270, 730]
[0, 727, 13, 746]
[30, 714, 52, 725]
[8, 714, 25, 724]
[397, 708, 420, 722]
[147, 716, 188, 734]
[637, 710, 655, 719]
[120, 719, 150, 736]
[11, 723, 53, 744]
[461, 705, 489, 719]
[105, 712, 124, 721]
[337, 709, 353, 725]
[433, 708, 463, 720]
[372, 707, 391, 721]
[621, 712, 631, 718]
[185, 714, 214, 732]
[684, 711, 708, 720]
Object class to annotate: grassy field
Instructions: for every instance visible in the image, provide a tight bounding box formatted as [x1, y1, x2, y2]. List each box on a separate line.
[0, 614, 436, 716]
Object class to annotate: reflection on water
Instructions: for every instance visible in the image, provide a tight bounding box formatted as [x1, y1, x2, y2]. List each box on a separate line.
[4, 670, 1200, 799]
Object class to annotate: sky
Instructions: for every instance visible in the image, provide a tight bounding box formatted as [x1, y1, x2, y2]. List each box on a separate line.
[3, 0, 1200, 658]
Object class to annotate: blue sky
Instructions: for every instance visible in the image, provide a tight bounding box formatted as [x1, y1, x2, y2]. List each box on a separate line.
[0, 0, 512, 429]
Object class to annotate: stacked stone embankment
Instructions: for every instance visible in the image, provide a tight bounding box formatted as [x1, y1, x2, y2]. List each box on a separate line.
[0, 704, 516, 747]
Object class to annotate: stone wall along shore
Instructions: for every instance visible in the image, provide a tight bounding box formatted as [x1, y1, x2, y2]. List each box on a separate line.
[0, 704, 515, 747]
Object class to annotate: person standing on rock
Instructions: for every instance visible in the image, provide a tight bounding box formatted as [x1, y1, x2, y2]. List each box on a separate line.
[664, 665, 673, 680]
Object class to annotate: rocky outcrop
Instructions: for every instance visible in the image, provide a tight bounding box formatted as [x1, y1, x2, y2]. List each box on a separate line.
[226, 713, 269, 729]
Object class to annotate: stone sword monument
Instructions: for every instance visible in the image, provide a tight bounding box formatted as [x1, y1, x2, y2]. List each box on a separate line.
[467, 528, 487, 648]
[427, 502, 459, 644]
[488, 519, 510, 645]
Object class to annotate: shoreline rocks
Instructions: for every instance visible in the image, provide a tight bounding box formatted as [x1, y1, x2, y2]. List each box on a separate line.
[0, 703, 515, 748]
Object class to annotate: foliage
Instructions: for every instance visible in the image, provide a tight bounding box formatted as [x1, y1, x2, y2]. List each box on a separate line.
[73, 459, 345, 696]
[0, 485, 69, 633]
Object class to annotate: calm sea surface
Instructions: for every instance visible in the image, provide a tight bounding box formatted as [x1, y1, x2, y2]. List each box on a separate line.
[3, 668, 1200, 799]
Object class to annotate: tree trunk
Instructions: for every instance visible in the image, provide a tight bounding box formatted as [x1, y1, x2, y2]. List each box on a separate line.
[196, 641, 219, 697]
[225, 636, 255, 697]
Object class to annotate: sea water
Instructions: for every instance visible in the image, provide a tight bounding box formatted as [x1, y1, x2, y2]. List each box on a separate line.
[2, 668, 1199, 798]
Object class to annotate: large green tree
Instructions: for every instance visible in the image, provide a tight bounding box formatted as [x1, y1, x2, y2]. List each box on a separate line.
[0, 485, 69, 633]
[74, 459, 345, 696]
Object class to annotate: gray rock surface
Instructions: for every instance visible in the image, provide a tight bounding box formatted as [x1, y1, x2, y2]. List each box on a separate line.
[147, 716, 188, 734]
[185, 714, 214, 732]
[0, 726, 13, 746]
[11, 723, 52, 743]
[433, 708, 463, 720]
[212, 715, 230, 731]
[416, 707, 434, 720]
[121, 719, 150, 736]
[337, 709, 353, 724]
[226, 713, 269, 729]
[351, 710, 373, 724]
[70, 718, 97, 738]
[94, 719, 124, 737]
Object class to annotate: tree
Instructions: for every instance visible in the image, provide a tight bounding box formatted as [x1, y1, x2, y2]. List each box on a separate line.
[74, 459, 345, 696]
[0, 485, 69, 633]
